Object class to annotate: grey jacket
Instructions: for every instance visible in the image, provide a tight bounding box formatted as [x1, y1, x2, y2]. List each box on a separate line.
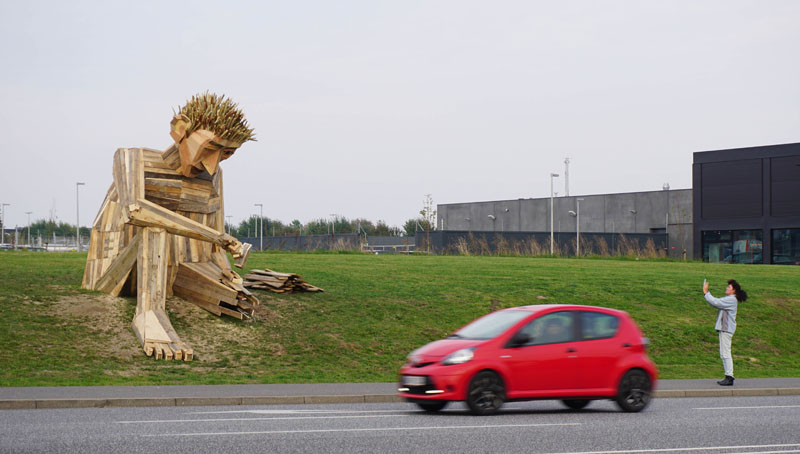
[704, 292, 738, 334]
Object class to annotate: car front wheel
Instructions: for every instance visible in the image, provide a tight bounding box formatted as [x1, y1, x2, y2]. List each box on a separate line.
[615, 369, 652, 412]
[416, 401, 448, 412]
[466, 371, 506, 415]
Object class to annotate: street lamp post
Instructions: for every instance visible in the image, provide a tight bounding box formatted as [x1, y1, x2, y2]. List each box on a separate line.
[225, 215, 233, 235]
[254, 203, 263, 251]
[569, 198, 585, 256]
[25, 211, 32, 247]
[1, 203, 9, 246]
[329, 214, 338, 236]
[76, 182, 85, 251]
[550, 173, 559, 255]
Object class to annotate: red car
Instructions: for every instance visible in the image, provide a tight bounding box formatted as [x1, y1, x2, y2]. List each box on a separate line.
[398, 304, 657, 415]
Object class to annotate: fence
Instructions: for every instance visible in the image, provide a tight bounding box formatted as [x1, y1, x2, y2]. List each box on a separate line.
[237, 233, 362, 251]
[416, 230, 668, 257]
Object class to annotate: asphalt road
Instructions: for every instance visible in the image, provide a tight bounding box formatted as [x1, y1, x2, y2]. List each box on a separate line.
[2, 395, 800, 454]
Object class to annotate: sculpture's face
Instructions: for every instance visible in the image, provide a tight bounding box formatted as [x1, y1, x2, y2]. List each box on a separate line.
[170, 115, 240, 177]
[177, 129, 238, 177]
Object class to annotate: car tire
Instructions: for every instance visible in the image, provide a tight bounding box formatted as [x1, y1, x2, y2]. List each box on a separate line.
[562, 399, 590, 410]
[615, 369, 652, 412]
[416, 401, 448, 412]
[466, 371, 506, 415]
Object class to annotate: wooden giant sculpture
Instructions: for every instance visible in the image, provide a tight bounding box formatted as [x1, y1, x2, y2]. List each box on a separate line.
[82, 93, 258, 361]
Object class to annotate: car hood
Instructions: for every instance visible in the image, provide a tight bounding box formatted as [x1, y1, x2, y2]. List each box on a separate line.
[410, 338, 485, 362]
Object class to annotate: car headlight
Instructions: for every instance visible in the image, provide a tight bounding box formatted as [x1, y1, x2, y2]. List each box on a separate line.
[442, 347, 475, 365]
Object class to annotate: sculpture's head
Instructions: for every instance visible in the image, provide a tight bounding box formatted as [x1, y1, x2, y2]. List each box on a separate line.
[170, 92, 256, 177]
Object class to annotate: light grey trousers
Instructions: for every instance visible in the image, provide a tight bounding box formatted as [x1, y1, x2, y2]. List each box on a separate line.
[719, 331, 734, 377]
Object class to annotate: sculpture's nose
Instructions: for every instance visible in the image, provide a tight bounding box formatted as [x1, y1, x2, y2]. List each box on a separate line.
[200, 150, 222, 175]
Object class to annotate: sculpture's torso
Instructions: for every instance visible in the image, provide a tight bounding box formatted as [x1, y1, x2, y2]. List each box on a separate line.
[83, 147, 225, 293]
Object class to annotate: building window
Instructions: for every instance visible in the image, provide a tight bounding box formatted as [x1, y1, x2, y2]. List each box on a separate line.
[772, 229, 800, 265]
[702, 230, 763, 264]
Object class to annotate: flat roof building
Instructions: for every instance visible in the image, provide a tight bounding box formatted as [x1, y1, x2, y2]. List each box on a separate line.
[693, 142, 800, 265]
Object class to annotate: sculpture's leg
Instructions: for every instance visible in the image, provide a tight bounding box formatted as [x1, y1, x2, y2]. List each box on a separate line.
[131, 227, 193, 361]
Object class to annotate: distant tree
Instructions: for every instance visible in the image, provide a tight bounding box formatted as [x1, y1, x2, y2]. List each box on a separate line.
[403, 218, 431, 237]
[419, 194, 437, 231]
[288, 219, 303, 234]
[304, 219, 329, 235]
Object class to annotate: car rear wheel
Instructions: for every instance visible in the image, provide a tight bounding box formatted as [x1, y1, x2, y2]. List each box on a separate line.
[615, 369, 652, 412]
[466, 371, 506, 415]
[562, 399, 590, 410]
[416, 401, 448, 412]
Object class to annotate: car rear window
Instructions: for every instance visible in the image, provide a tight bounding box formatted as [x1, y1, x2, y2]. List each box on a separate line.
[581, 311, 620, 340]
[455, 310, 531, 340]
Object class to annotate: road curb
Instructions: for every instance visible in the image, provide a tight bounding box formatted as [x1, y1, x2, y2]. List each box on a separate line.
[1, 388, 798, 410]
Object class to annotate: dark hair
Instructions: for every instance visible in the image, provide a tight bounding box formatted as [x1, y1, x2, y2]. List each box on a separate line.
[728, 279, 748, 302]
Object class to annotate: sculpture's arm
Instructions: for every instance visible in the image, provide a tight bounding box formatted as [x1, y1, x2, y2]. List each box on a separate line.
[113, 148, 243, 256]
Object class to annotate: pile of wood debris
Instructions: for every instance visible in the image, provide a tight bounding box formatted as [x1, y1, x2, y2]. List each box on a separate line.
[242, 268, 324, 294]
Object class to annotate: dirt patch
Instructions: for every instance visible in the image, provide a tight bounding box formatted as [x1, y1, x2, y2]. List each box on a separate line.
[55, 293, 141, 360]
[49, 292, 272, 363]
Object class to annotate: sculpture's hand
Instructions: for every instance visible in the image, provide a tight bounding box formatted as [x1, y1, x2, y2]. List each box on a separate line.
[221, 233, 244, 258]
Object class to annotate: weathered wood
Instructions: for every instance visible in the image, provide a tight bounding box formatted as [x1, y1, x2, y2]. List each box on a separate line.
[93, 233, 141, 295]
[233, 242, 251, 269]
[83, 94, 255, 362]
[242, 268, 323, 293]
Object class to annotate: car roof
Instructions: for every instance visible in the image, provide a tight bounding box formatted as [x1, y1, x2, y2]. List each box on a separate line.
[503, 304, 627, 316]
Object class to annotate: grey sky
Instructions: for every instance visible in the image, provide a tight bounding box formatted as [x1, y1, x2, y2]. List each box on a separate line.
[1, 1, 798, 231]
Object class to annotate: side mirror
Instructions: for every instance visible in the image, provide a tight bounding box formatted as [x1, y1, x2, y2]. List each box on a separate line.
[509, 332, 530, 348]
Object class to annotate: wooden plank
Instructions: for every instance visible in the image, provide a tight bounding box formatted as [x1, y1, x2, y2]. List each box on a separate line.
[168, 343, 182, 360]
[264, 269, 301, 279]
[127, 199, 225, 245]
[161, 144, 181, 170]
[94, 233, 141, 295]
[173, 289, 223, 316]
[217, 304, 244, 319]
[91, 184, 117, 230]
[173, 275, 238, 304]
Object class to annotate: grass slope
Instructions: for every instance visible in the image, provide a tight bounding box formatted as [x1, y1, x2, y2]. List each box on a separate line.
[0, 251, 798, 386]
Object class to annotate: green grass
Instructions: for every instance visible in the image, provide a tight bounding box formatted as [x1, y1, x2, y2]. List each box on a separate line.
[0, 251, 798, 386]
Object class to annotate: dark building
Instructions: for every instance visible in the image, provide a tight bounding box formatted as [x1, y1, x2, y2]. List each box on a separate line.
[693, 142, 800, 265]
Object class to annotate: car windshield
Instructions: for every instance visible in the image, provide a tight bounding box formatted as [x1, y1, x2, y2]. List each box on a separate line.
[455, 310, 530, 340]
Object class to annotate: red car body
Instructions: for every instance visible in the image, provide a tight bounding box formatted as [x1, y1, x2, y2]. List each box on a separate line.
[398, 304, 657, 414]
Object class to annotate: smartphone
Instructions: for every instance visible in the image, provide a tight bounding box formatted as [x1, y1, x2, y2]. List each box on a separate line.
[703, 278, 707, 286]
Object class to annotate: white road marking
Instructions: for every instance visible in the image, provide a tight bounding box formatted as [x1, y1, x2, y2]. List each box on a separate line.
[543, 443, 800, 454]
[742, 451, 800, 454]
[145, 422, 580, 437]
[117, 414, 405, 424]
[693, 405, 800, 410]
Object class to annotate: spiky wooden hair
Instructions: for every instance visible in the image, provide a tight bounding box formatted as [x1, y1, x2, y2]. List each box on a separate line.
[176, 92, 256, 145]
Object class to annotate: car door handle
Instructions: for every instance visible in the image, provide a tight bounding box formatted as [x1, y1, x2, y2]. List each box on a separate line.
[566, 348, 576, 353]
[622, 343, 631, 348]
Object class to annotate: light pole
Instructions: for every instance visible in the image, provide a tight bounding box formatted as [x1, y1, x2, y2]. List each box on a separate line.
[254, 203, 263, 251]
[568, 197, 584, 256]
[225, 215, 233, 235]
[76, 182, 85, 251]
[25, 211, 32, 247]
[1, 203, 8, 246]
[329, 214, 338, 236]
[550, 173, 559, 255]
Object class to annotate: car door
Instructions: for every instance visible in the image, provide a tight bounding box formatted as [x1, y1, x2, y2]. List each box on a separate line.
[502, 311, 579, 392]
[573, 310, 621, 390]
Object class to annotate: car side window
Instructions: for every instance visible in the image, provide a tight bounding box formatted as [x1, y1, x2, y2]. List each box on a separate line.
[518, 311, 575, 346]
[580, 311, 619, 340]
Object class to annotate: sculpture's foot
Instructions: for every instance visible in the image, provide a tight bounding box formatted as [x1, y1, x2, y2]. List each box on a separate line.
[143, 341, 193, 361]
[132, 309, 193, 361]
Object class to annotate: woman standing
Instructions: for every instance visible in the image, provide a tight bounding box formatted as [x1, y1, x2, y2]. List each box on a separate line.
[702, 279, 748, 386]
